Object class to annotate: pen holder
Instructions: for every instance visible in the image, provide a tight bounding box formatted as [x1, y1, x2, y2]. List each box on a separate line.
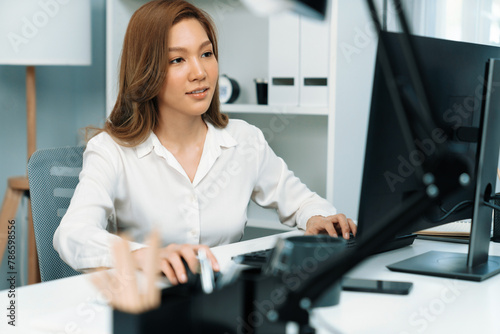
[264, 235, 347, 308]
[255, 78, 268, 105]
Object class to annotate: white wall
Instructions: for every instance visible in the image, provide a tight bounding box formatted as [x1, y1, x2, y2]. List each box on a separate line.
[332, 0, 378, 219]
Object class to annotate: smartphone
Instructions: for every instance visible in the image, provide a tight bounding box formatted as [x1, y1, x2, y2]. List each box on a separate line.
[342, 277, 413, 295]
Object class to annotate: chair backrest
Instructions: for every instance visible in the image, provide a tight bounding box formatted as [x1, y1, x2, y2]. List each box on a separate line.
[27, 146, 85, 282]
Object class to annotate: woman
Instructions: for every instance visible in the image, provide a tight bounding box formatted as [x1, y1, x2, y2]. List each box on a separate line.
[53, 0, 356, 285]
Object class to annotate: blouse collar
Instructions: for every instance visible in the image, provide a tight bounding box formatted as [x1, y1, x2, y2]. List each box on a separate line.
[134, 121, 238, 159]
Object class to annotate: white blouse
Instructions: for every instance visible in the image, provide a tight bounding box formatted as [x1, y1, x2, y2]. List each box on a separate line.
[53, 119, 336, 270]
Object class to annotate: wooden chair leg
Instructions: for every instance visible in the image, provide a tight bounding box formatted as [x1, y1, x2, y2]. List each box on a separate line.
[0, 177, 41, 285]
[0, 185, 24, 265]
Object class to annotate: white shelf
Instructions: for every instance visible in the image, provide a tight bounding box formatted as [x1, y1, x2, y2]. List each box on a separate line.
[221, 104, 329, 116]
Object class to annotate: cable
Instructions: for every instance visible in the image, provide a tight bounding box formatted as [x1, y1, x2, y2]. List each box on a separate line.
[439, 199, 473, 214]
[484, 201, 500, 212]
[433, 200, 473, 223]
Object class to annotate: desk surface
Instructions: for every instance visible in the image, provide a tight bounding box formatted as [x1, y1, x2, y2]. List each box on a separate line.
[1, 232, 500, 334]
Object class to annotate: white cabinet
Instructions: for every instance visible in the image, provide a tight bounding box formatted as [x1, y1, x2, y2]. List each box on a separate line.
[299, 14, 330, 107]
[268, 12, 300, 106]
[106, 0, 339, 231]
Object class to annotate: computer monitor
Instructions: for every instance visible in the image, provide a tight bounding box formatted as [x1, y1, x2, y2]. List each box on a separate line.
[387, 57, 500, 281]
[359, 31, 500, 280]
[359, 31, 499, 238]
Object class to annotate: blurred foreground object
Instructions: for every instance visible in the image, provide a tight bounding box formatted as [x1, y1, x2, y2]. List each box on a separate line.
[91, 232, 161, 314]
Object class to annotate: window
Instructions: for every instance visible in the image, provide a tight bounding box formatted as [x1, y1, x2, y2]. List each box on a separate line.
[386, 0, 500, 46]
[490, 0, 500, 44]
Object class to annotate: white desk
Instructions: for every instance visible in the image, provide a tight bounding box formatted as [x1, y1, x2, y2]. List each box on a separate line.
[1, 232, 500, 334]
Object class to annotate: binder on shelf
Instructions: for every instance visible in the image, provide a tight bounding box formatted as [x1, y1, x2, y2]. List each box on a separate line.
[299, 15, 330, 107]
[268, 12, 300, 106]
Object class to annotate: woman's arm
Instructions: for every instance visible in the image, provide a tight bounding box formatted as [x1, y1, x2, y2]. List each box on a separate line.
[249, 126, 356, 237]
[53, 135, 145, 270]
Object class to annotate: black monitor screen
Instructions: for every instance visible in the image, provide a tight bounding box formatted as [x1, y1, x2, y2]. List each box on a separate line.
[358, 31, 500, 238]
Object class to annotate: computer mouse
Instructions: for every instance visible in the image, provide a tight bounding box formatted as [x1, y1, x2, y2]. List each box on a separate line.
[181, 258, 200, 284]
[181, 258, 222, 280]
[179, 257, 221, 290]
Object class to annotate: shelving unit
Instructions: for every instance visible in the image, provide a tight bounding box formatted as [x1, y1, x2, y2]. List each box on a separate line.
[221, 104, 329, 116]
[106, 0, 338, 232]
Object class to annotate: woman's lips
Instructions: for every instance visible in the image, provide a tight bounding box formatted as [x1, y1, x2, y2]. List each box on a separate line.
[186, 87, 209, 99]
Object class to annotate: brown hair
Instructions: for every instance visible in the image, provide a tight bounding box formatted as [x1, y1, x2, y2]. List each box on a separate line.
[101, 0, 227, 146]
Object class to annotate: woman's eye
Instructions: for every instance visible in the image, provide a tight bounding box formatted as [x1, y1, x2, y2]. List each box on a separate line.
[202, 51, 213, 58]
[170, 57, 183, 64]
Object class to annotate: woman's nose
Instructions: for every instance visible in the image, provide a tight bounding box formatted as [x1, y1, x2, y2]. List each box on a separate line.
[189, 58, 206, 81]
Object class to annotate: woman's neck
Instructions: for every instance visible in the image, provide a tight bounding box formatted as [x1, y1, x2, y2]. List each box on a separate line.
[154, 114, 207, 152]
[154, 113, 208, 183]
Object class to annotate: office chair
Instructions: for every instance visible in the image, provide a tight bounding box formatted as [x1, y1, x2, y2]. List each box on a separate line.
[27, 146, 85, 282]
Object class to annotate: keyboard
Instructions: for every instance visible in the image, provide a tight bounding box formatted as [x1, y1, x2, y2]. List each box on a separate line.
[232, 248, 274, 267]
[232, 235, 358, 267]
[232, 234, 416, 267]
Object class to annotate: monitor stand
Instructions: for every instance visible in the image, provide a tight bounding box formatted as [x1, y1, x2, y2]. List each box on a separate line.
[388, 58, 500, 282]
[387, 251, 500, 281]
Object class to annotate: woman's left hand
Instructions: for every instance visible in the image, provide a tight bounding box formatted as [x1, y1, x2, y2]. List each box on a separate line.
[305, 214, 357, 239]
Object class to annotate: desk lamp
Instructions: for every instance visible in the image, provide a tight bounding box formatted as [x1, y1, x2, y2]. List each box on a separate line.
[0, 0, 91, 284]
[241, 0, 327, 19]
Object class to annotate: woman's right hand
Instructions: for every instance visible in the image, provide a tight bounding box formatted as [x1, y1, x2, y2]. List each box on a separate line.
[133, 243, 219, 285]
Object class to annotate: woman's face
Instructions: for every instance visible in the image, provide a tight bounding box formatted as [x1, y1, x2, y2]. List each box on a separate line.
[158, 18, 218, 119]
